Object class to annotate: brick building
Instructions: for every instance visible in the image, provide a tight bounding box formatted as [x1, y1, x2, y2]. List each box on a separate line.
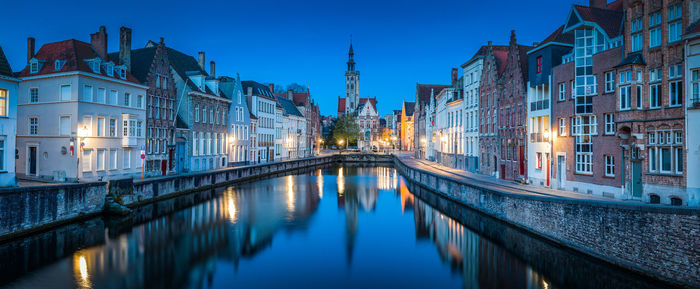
[498, 31, 532, 181]
[110, 33, 177, 176]
[552, 0, 624, 197]
[413, 83, 449, 159]
[478, 42, 509, 177]
[613, 0, 696, 205]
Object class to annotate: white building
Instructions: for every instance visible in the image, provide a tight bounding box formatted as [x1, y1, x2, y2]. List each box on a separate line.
[242, 81, 276, 163]
[356, 98, 379, 150]
[684, 24, 700, 206]
[276, 95, 306, 159]
[461, 47, 486, 173]
[17, 29, 147, 182]
[0, 45, 17, 186]
[434, 83, 465, 169]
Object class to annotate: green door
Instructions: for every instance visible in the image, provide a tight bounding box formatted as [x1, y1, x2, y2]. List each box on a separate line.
[632, 161, 642, 198]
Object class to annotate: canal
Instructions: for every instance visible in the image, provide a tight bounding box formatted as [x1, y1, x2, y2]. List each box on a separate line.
[0, 165, 675, 289]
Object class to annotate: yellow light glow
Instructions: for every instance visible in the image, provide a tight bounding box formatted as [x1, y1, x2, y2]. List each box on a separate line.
[78, 125, 89, 138]
[79, 256, 88, 280]
[543, 280, 549, 289]
[228, 197, 237, 222]
[73, 253, 91, 288]
[317, 169, 324, 199]
[337, 167, 345, 196]
[287, 175, 295, 212]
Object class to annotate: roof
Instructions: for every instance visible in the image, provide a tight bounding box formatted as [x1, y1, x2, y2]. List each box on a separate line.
[492, 46, 510, 76]
[528, 25, 575, 55]
[416, 84, 449, 105]
[108, 46, 157, 84]
[17, 39, 140, 83]
[276, 96, 304, 117]
[517, 44, 533, 83]
[359, 97, 377, 109]
[615, 52, 647, 68]
[0, 45, 12, 77]
[241, 81, 275, 98]
[403, 101, 415, 117]
[570, 2, 624, 38]
[164, 46, 209, 92]
[337, 97, 346, 114]
[176, 115, 188, 129]
[461, 45, 489, 68]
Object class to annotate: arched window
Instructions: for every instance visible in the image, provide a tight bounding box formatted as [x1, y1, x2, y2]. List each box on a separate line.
[649, 194, 660, 204]
[670, 197, 682, 206]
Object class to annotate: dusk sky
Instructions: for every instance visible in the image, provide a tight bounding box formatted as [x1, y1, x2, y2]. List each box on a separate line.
[1, 0, 590, 116]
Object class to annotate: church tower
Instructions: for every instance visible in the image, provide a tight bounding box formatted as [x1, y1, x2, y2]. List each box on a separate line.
[345, 41, 359, 114]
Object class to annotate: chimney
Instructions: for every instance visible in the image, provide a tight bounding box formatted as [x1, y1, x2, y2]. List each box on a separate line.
[451, 68, 458, 85]
[269, 83, 274, 94]
[27, 37, 35, 64]
[247, 86, 253, 96]
[287, 89, 293, 100]
[90, 26, 108, 59]
[198, 52, 205, 71]
[487, 40, 492, 46]
[210, 61, 216, 78]
[589, 0, 606, 9]
[119, 27, 132, 72]
[533, 42, 540, 47]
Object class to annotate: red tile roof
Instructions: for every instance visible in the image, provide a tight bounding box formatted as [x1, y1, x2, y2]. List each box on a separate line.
[17, 39, 139, 83]
[540, 25, 574, 46]
[493, 46, 509, 76]
[337, 97, 346, 115]
[573, 3, 623, 38]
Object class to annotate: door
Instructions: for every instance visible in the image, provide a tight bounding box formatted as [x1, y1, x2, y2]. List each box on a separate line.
[632, 161, 642, 198]
[519, 145, 525, 176]
[168, 148, 174, 170]
[500, 164, 506, 180]
[28, 146, 37, 175]
[545, 154, 550, 187]
[161, 160, 167, 176]
[557, 156, 565, 189]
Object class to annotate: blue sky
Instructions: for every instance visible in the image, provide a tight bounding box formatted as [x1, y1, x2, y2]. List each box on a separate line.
[1, 0, 590, 116]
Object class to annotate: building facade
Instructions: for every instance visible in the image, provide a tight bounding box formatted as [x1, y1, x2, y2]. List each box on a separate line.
[684, 19, 700, 206]
[0, 45, 17, 186]
[400, 100, 415, 151]
[526, 26, 573, 187]
[242, 81, 276, 163]
[17, 27, 147, 182]
[110, 33, 177, 177]
[479, 42, 509, 177]
[414, 83, 449, 160]
[219, 75, 250, 166]
[461, 47, 487, 173]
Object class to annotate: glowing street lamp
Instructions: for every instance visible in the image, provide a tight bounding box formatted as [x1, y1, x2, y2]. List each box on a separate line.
[76, 125, 89, 182]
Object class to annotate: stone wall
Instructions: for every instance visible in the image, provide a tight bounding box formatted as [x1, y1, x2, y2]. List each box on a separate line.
[394, 156, 699, 288]
[0, 154, 392, 242]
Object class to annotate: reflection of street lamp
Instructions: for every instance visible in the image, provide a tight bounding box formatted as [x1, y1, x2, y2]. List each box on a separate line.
[77, 125, 89, 182]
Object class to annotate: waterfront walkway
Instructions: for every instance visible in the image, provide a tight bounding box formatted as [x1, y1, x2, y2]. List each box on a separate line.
[396, 153, 638, 204]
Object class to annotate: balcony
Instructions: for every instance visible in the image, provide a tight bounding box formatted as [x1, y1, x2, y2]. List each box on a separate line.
[530, 132, 546, 143]
[122, 136, 138, 147]
[530, 99, 550, 112]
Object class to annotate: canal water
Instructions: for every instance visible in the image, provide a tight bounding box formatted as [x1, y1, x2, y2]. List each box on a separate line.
[0, 165, 675, 289]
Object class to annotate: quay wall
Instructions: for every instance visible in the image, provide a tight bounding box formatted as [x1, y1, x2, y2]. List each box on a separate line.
[0, 154, 392, 242]
[394, 156, 699, 288]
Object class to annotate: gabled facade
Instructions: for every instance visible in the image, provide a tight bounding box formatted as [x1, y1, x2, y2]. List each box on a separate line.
[219, 74, 250, 166]
[552, 0, 624, 197]
[400, 100, 415, 151]
[0, 44, 17, 186]
[356, 97, 379, 150]
[478, 42, 509, 177]
[433, 72, 465, 169]
[276, 95, 306, 159]
[526, 25, 573, 187]
[17, 27, 147, 182]
[109, 33, 177, 177]
[414, 82, 449, 160]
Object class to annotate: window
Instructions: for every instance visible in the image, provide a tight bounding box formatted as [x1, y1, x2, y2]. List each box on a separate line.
[129, 120, 136, 137]
[97, 88, 106, 103]
[156, 75, 161, 88]
[605, 155, 615, 177]
[631, 18, 643, 52]
[573, 115, 596, 174]
[536, 152, 542, 170]
[649, 148, 657, 171]
[693, 70, 700, 104]
[30, 88, 38, 103]
[137, 95, 143, 108]
[110, 150, 117, 169]
[123, 148, 131, 169]
[605, 72, 615, 92]
[60, 85, 71, 101]
[669, 64, 683, 79]
[675, 131, 683, 144]
[202, 107, 207, 123]
[109, 118, 116, 137]
[84, 116, 92, 136]
[649, 84, 660, 108]
[110, 90, 117, 105]
[649, 12, 662, 48]
[59, 116, 71, 136]
[619, 86, 631, 110]
[83, 85, 93, 102]
[669, 81, 682, 106]
[536, 56, 543, 73]
[0, 89, 6, 117]
[124, 93, 130, 106]
[210, 109, 214, 124]
[0, 137, 4, 171]
[97, 117, 105, 136]
[559, 118, 566, 136]
[30, 61, 39, 74]
[83, 150, 92, 172]
[123, 120, 128, 136]
[137, 121, 142, 137]
[96, 149, 105, 171]
[29, 117, 38, 135]
[660, 147, 671, 173]
[604, 114, 615, 135]
[675, 147, 683, 173]
[668, 4, 682, 42]
[636, 86, 643, 109]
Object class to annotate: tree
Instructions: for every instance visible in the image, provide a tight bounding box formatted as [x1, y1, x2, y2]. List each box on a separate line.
[332, 114, 360, 150]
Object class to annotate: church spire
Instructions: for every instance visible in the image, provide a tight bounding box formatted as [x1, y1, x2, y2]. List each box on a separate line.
[347, 37, 355, 71]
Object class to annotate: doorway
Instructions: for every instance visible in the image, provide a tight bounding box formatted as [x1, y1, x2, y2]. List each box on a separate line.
[27, 146, 37, 176]
[161, 160, 167, 176]
[557, 155, 565, 189]
[500, 164, 506, 180]
[632, 161, 642, 198]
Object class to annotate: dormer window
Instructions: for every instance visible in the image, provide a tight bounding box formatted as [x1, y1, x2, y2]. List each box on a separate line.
[85, 58, 101, 74]
[118, 67, 126, 79]
[30, 60, 39, 74]
[54, 60, 66, 71]
[104, 62, 114, 76]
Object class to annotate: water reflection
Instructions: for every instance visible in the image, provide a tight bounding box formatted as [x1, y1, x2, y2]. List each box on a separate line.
[0, 165, 672, 289]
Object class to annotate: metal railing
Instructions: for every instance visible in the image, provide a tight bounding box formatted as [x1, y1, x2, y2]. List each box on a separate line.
[530, 99, 550, 111]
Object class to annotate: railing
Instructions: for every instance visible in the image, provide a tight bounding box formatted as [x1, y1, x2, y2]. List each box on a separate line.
[530, 99, 550, 111]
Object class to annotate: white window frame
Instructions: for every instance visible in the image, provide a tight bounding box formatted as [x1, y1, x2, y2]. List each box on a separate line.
[29, 117, 39, 135]
[29, 88, 38, 103]
[604, 114, 615, 135]
[605, 155, 615, 177]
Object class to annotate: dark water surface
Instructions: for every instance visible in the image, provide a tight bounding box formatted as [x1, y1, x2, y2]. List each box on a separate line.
[0, 165, 675, 289]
